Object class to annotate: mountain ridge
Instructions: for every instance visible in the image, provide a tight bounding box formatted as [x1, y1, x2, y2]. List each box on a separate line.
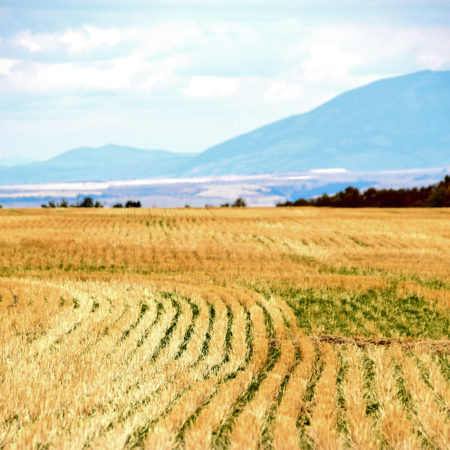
[182, 70, 450, 175]
[0, 144, 195, 184]
[1, 70, 449, 185]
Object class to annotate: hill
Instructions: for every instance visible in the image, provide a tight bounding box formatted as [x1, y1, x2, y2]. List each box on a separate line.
[0, 144, 194, 184]
[0, 155, 36, 167]
[1, 70, 449, 185]
[182, 70, 450, 175]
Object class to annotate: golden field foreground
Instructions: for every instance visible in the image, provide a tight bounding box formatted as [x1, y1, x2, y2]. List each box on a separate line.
[0, 207, 449, 449]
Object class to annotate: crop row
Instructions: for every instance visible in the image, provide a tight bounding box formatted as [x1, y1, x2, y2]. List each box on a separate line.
[0, 277, 448, 448]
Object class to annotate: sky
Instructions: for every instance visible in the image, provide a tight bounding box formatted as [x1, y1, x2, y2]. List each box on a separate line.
[1, 0, 450, 161]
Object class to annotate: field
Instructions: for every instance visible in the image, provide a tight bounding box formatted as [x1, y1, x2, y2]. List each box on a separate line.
[0, 207, 449, 449]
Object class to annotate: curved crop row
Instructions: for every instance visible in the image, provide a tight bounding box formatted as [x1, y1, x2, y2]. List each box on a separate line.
[0, 274, 448, 449]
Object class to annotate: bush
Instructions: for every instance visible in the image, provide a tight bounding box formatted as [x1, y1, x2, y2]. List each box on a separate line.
[79, 197, 94, 208]
[232, 197, 247, 207]
[41, 199, 68, 208]
[113, 203, 123, 208]
[125, 200, 141, 208]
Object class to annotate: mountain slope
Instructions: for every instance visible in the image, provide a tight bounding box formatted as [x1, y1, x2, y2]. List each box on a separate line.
[1, 70, 449, 185]
[0, 145, 195, 184]
[181, 70, 450, 175]
[0, 156, 36, 167]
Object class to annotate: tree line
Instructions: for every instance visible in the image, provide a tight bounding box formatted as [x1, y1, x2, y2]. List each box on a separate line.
[41, 197, 142, 208]
[39, 198, 247, 209]
[277, 176, 450, 207]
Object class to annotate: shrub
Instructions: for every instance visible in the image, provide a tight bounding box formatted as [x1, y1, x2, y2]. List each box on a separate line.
[41, 199, 69, 208]
[232, 197, 247, 207]
[79, 197, 94, 208]
[125, 200, 141, 208]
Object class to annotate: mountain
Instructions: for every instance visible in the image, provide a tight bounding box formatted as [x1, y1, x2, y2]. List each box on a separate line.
[0, 144, 195, 184]
[181, 70, 450, 175]
[1, 70, 449, 186]
[0, 155, 36, 167]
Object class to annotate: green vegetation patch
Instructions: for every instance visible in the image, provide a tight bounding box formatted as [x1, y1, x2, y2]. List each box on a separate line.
[272, 287, 449, 339]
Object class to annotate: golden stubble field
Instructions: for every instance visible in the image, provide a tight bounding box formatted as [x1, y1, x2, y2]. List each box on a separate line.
[0, 207, 449, 449]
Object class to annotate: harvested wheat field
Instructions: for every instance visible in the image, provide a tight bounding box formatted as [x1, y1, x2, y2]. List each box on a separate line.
[0, 207, 449, 449]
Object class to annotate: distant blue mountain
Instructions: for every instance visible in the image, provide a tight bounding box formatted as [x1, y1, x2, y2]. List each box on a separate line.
[0, 144, 194, 184]
[0, 70, 449, 185]
[0, 155, 36, 167]
[182, 70, 450, 175]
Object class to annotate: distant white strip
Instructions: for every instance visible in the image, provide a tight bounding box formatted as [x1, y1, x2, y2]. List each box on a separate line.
[0, 168, 446, 198]
[310, 168, 347, 174]
[0, 173, 312, 193]
[0, 191, 103, 199]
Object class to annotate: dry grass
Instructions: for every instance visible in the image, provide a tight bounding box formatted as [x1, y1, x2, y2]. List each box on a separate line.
[0, 207, 448, 449]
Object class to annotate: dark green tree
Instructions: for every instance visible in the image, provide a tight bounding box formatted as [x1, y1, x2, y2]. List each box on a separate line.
[79, 197, 94, 208]
[232, 197, 247, 207]
[125, 200, 141, 208]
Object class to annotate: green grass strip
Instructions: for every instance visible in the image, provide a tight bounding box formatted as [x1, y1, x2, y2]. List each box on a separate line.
[360, 350, 380, 419]
[148, 295, 181, 363]
[192, 302, 215, 367]
[336, 347, 349, 437]
[209, 304, 234, 375]
[296, 345, 324, 450]
[175, 304, 253, 448]
[392, 358, 437, 449]
[120, 301, 148, 343]
[434, 353, 450, 383]
[258, 346, 302, 449]
[174, 297, 200, 360]
[211, 303, 281, 449]
[411, 353, 449, 420]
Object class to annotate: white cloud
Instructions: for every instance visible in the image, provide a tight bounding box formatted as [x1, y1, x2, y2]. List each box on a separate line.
[302, 43, 362, 83]
[1, 53, 184, 93]
[184, 76, 239, 98]
[265, 80, 303, 102]
[302, 24, 450, 75]
[13, 23, 201, 56]
[0, 58, 17, 76]
[16, 33, 42, 53]
[15, 26, 122, 54]
[6, 21, 450, 99]
[416, 53, 449, 70]
[133, 23, 202, 55]
[59, 26, 121, 53]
